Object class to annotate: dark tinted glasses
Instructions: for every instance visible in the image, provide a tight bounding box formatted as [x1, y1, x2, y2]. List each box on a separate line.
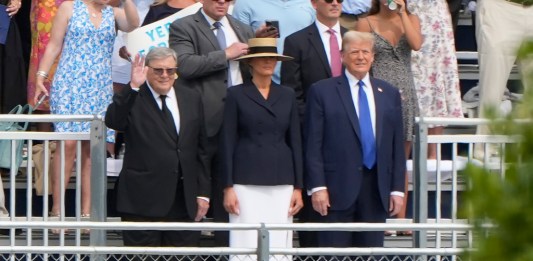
[324, 0, 343, 3]
[148, 67, 178, 76]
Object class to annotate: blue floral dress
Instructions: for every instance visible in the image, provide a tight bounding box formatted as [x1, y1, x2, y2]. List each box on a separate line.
[50, 0, 115, 142]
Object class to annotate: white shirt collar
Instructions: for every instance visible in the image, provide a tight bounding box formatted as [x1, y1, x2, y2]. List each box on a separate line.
[315, 20, 341, 34]
[146, 82, 176, 102]
[201, 9, 230, 29]
[345, 69, 371, 90]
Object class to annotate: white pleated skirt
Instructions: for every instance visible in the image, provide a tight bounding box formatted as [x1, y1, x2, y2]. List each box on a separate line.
[229, 184, 293, 261]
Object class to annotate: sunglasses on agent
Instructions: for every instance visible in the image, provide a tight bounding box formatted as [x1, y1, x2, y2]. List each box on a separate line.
[324, 0, 343, 3]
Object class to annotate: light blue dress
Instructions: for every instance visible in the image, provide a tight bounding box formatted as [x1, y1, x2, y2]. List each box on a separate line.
[50, 0, 115, 142]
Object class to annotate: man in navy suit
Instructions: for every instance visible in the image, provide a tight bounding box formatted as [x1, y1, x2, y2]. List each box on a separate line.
[282, 0, 346, 120]
[281, 0, 346, 247]
[304, 31, 406, 247]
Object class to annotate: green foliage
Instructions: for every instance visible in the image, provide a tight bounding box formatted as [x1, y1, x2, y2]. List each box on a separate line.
[462, 39, 533, 261]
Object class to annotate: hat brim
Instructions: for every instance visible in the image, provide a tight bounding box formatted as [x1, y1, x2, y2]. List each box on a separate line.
[234, 53, 293, 62]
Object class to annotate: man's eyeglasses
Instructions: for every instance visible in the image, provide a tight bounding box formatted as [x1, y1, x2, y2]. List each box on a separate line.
[148, 66, 178, 76]
[324, 0, 343, 3]
[212, 0, 233, 2]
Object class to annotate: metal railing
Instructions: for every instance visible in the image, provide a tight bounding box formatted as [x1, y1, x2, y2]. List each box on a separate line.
[413, 117, 516, 253]
[1, 115, 516, 261]
[0, 115, 107, 252]
[0, 221, 470, 261]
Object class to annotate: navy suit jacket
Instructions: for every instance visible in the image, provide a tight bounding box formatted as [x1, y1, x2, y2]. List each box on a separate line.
[281, 23, 347, 119]
[304, 74, 406, 212]
[219, 82, 303, 189]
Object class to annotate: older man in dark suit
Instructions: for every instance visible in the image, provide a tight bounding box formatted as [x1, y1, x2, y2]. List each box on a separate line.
[168, 0, 254, 246]
[105, 47, 210, 247]
[305, 31, 406, 248]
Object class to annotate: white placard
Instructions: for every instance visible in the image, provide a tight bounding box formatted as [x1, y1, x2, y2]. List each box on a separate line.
[126, 2, 202, 56]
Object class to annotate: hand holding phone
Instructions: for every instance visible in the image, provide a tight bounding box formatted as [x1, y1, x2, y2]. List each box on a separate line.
[265, 20, 280, 38]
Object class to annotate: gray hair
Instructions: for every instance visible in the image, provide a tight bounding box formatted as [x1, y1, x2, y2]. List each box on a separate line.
[341, 31, 375, 52]
[145, 47, 178, 66]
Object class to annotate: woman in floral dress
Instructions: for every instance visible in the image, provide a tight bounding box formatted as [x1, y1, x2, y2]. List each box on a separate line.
[33, 0, 139, 219]
[409, 0, 464, 159]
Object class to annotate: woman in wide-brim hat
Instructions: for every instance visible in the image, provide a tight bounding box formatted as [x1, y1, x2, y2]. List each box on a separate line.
[219, 38, 303, 260]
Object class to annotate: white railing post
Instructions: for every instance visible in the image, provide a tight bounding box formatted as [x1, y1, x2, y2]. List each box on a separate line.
[90, 116, 106, 261]
[257, 223, 270, 261]
[414, 117, 429, 259]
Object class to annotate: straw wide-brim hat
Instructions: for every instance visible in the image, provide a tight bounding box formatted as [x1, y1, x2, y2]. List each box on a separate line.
[235, 38, 293, 61]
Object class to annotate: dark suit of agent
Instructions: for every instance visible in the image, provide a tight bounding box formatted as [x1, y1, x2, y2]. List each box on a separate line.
[281, 0, 347, 119]
[105, 47, 210, 247]
[168, 0, 254, 245]
[281, 0, 346, 248]
[282, 23, 347, 118]
[305, 31, 406, 248]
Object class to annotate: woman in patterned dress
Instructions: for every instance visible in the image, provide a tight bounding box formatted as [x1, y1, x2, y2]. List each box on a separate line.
[33, 0, 139, 218]
[409, 0, 463, 159]
[355, 0, 422, 234]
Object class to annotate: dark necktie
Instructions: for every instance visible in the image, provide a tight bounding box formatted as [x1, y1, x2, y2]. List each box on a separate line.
[160, 95, 177, 135]
[213, 21, 232, 87]
[357, 81, 376, 169]
[327, 29, 342, 77]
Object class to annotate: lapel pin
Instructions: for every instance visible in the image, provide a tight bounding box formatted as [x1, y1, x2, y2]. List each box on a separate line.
[378, 87, 383, 93]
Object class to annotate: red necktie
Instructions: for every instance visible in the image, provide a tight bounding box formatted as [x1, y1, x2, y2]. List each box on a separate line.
[328, 29, 342, 77]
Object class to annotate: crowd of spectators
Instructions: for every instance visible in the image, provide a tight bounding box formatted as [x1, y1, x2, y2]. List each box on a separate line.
[2, 0, 533, 251]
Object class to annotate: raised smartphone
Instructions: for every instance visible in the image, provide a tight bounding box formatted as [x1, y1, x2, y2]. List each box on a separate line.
[265, 20, 280, 38]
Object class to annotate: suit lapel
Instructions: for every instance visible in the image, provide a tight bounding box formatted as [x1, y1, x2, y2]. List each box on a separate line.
[194, 10, 220, 50]
[370, 78, 384, 148]
[340, 26, 348, 36]
[243, 83, 277, 117]
[267, 83, 282, 108]
[227, 15, 247, 43]
[336, 76, 361, 140]
[308, 25, 332, 77]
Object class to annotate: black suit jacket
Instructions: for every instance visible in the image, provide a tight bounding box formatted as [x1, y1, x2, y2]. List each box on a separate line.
[105, 83, 210, 219]
[219, 83, 303, 188]
[169, 10, 255, 137]
[281, 23, 347, 119]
